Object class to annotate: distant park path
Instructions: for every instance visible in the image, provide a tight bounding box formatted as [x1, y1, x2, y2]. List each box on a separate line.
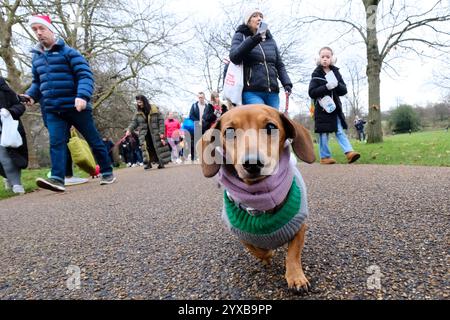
[0, 163, 448, 299]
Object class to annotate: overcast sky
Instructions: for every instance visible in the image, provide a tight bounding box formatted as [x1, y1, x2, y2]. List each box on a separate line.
[162, 0, 449, 115]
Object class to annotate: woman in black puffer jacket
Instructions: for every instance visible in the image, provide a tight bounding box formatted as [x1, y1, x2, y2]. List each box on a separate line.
[229, 9, 292, 109]
[0, 77, 28, 194]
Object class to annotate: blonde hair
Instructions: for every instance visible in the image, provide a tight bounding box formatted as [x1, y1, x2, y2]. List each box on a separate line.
[319, 46, 334, 55]
[317, 47, 337, 66]
[210, 91, 220, 100]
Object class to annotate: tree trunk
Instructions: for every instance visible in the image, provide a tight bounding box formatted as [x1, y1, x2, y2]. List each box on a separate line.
[366, 60, 383, 143]
[364, 0, 383, 143]
[0, 15, 23, 92]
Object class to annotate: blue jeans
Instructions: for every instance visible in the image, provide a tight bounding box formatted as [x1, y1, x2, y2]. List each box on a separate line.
[46, 109, 113, 182]
[134, 148, 143, 163]
[242, 91, 280, 109]
[42, 108, 74, 177]
[318, 118, 354, 159]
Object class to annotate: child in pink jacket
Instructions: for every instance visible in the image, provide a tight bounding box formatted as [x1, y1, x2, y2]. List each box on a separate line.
[164, 112, 181, 163]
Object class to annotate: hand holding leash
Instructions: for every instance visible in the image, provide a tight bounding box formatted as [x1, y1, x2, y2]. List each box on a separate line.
[19, 94, 34, 106]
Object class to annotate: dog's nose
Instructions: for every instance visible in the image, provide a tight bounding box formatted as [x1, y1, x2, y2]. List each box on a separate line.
[243, 156, 264, 174]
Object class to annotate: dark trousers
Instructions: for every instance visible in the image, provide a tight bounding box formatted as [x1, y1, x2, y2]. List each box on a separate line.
[357, 130, 365, 141]
[190, 134, 195, 161]
[46, 109, 112, 182]
[190, 123, 201, 161]
[66, 146, 73, 177]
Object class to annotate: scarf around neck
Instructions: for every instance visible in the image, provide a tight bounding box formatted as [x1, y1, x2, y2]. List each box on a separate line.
[217, 147, 294, 211]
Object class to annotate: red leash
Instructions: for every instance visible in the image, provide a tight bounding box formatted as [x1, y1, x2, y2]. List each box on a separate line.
[111, 134, 128, 152]
[284, 92, 290, 116]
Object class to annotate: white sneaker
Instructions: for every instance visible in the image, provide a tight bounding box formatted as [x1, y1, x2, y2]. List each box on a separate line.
[3, 178, 11, 191]
[12, 185, 25, 194]
[139, 162, 144, 166]
[127, 162, 132, 167]
[65, 176, 89, 186]
[131, 163, 137, 168]
[176, 158, 182, 164]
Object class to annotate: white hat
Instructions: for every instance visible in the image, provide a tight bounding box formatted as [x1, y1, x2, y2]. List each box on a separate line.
[243, 8, 263, 24]
[29, 15, 57, 34]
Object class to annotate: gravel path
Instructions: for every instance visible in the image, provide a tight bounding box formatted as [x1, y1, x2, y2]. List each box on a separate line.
[0, 163, 448, 300]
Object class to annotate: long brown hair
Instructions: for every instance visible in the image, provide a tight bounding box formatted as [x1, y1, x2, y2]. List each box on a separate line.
[135, 95, 151, 119]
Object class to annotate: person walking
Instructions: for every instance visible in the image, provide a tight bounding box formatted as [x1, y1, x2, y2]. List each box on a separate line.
[229, 8, 292, 109]
[22, 15, 116, 192]
[181, 116, 194, 163]
[354, 116, 367, 142]
[126, 95, 170, 170]
[202, 91, 228, 133]
[188, 92, 207, 162]
[308, 46, 360, 164]
[0, 77, 28, 195]
[102, 135, 115, 164]
[165, 112, 182, 164]
[119, 134, 133, 166]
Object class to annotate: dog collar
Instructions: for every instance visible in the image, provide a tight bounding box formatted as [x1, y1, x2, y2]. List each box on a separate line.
[217, 146, 294, 212]
[225, 190, 289, 216]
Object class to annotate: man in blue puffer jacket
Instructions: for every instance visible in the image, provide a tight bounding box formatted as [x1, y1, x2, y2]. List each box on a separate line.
[22, 15, 116, 192]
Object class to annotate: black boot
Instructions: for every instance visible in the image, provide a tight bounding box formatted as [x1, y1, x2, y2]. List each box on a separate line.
[157, 160, 165, 169]
[144, 163, 152, 170]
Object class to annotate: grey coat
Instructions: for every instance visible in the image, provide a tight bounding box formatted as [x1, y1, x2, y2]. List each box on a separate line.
[128, 105, 171, 164]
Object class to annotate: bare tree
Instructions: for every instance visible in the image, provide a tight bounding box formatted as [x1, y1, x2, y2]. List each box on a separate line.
[344, 59, 367, 118]
[0, 0, 187, 167]
[0, 0, 25, 92]
[2, 0, 187, 102]
[191, 0, 309, 100]
[433, 59, 450, 92]
[187, 1, 244, 94]
[194, 19, 236, 93]
[298, 0, 450, 143]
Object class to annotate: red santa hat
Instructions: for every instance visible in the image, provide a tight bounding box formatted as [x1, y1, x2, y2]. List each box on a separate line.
[29, 15, 57, 34]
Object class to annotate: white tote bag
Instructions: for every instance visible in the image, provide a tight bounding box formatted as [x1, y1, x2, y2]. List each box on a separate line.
[223, 62, 244, 106]
[0, 111, 23, 148]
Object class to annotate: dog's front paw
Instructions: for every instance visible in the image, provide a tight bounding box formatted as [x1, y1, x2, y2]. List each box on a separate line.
[286, 271, 311, 293]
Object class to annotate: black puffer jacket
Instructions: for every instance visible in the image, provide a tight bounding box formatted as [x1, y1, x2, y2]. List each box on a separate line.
[229, 24, 292, 93]
[308, 65, 348, 133]
[0, 77, 28, 169]
[202, 103, 228, 133]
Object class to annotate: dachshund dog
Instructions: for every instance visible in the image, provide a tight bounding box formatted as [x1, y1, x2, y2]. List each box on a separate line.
[198, 104, 315, 292]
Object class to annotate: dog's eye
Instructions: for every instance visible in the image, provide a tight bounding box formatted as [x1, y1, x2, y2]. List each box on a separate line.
[265, 123, 278, 135]
[225, 127, 235, 140]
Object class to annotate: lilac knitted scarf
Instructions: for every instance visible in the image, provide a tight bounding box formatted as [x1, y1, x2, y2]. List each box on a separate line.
[217, 147, 294, 211]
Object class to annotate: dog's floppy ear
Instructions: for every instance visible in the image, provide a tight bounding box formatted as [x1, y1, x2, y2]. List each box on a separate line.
[280, 113, 315, 164]
[196, 121, 222, 177]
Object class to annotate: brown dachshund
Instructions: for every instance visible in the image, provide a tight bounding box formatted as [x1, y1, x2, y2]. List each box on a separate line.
[198, 104, 315, 293]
